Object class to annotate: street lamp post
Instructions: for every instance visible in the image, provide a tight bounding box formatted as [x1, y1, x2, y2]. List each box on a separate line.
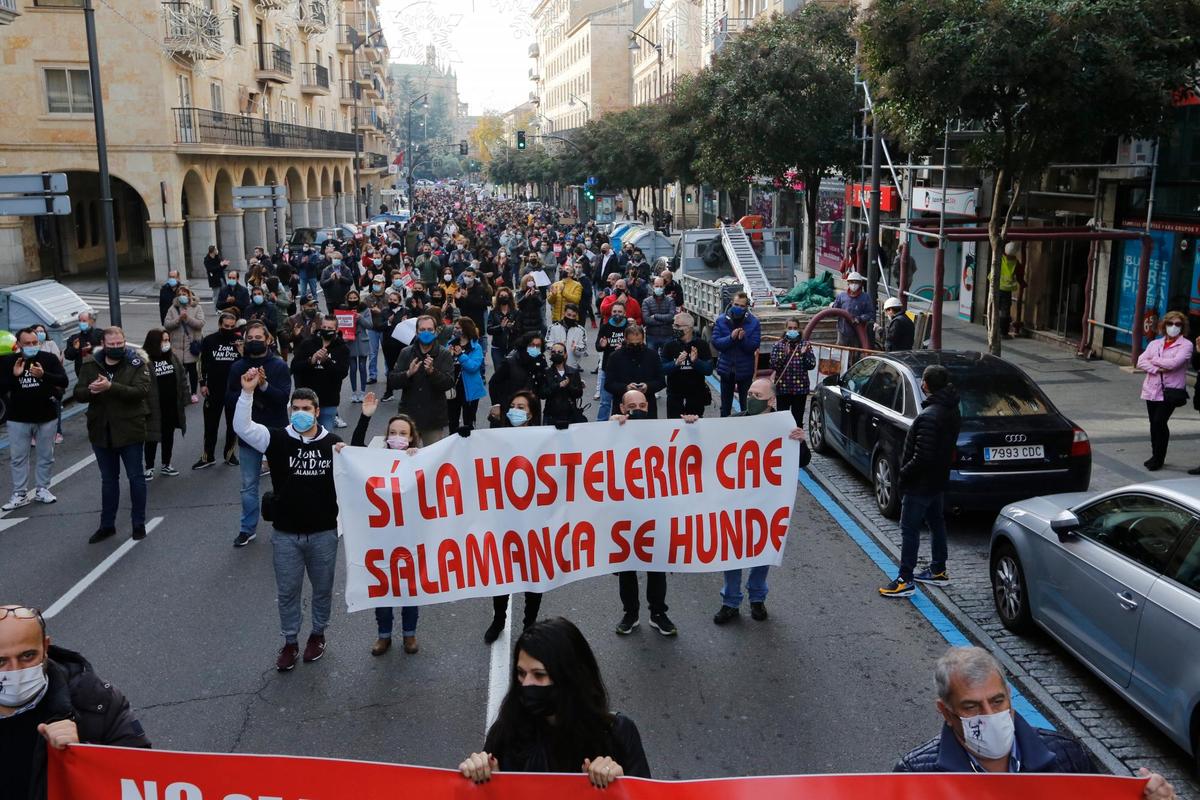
[567, 93, 590, 123]
[629, 29, 665, 225]
[350, 25, 388, 225]
[83, 0, 122, 324]
[405, 92, 429, 212]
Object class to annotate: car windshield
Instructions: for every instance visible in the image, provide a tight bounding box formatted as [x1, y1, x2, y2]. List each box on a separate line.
[289, 229, 317, 246]
[947, 368, 1051, 418]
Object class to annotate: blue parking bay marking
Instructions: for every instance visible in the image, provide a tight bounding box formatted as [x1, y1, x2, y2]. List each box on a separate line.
[798, 469, 1055, 730]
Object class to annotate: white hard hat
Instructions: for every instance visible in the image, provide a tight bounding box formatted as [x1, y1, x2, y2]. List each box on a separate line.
[884, 297, 903, 311]
[1004, 242, 1019, 257]
[846, 271, 866, 283]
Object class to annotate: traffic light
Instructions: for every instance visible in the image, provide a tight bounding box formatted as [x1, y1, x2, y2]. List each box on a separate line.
[459, 140, 468, 156]
[584, 186, 594, 200]
[516, 130, 526, 150]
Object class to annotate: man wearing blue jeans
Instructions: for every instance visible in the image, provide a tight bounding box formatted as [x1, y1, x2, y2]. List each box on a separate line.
[225, 321, 291, 549]
[594, 303, 628, 422]
[73, 327, 152, 544]
[714, 378, 810, 624]
[234, 377, 343, 671]
[372, 607, 419, 656]
[880, 365, 962, 598]
[711, 293, 761, 417]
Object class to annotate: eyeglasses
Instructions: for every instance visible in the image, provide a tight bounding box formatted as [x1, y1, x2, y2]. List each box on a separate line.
[0, 606, 45, 632]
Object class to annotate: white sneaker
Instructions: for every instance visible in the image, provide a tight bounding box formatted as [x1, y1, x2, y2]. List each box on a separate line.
[2, 491, 30, 511]
[334, 415, 348, 428]
[143, 469, 154, 482]
[32, 487, 56, 504]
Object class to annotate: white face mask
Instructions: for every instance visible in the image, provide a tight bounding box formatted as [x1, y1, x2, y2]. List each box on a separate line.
[0, 662, 48, 709]
[1166, 324, 1182, 338]
[957, 709, 1015, 760]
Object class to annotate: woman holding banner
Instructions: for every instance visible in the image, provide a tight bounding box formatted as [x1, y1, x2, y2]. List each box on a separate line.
[460, 618, 650, 787]
[352, 392, 421, 656]
[483, 390, 545, 644]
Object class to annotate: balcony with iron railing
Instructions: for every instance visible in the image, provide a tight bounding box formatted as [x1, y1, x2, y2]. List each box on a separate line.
[339, 79, 362, 106]
[711, 15, 752, 55]
[161, 1, 223, 60]
[298, 0, 329, 35]
[360, 152, 389, 171]
[173, 107, 358, 152]
[355, 108, 382, 132]
[255, 42, 292, 82]
[299, 63, 330, 95]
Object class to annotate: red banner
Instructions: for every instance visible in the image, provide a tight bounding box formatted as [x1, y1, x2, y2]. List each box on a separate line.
[49, 744, 1147, 800]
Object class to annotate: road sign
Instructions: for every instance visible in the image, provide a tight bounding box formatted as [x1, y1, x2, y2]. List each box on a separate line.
[0, 173, 68, 195]
[233, 185, 287, 198]
[233, 196, 288, 210]
[388, 164, 399, 175]
[0, 195, 71, 216]
[586, 176, 598, 186]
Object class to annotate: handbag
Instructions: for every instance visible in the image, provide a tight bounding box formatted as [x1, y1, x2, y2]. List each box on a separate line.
[1161, 374, 1188, 408]
[260, 490, 276, 522]
[189, 338, 202, 357]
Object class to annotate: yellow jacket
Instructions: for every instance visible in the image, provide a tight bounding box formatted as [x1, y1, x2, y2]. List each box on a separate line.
[548, 278, 583, 322]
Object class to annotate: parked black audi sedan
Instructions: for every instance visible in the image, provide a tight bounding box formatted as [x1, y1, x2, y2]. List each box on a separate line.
[807, 351, 1092, 518]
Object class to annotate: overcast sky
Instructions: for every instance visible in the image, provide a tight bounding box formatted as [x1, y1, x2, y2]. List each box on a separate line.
[380, 0, 537, 115]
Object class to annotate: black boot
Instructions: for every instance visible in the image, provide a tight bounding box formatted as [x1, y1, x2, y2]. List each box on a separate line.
[483, 615, 505, 644]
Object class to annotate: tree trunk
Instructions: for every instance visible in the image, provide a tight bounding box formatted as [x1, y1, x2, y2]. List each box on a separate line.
[985, 166, 1025, 356]
[628, 188, 640, 217]
[803, 178, 820, 279]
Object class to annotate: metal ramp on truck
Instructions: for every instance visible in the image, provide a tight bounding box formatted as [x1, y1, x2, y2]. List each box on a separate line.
[720, 224, 776, 307]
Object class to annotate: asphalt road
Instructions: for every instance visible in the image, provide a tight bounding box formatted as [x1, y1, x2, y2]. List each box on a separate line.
[0, 296, 958, 778]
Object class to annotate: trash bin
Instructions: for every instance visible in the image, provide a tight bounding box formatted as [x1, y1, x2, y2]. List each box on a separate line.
[0, 279, 95, 395]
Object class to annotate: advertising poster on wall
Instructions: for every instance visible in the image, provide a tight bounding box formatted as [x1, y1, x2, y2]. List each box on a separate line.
[1114, 229, 1173, 346]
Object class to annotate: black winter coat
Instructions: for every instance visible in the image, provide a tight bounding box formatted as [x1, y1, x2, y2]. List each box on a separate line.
[539, 364, 585, 424]
[291, 333, 351, 408]
[489, 350, 546, 415]
[899, 386, 961, 493]
[885, 313, 915, 352]
[516, 290, 545, 335]
[7, 646, 151, 800]
[604, 344, 666, 418]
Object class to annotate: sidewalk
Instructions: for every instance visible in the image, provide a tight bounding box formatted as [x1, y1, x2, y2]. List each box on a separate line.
[937, 310, 1200, 484]
[60, 274, 213, 302]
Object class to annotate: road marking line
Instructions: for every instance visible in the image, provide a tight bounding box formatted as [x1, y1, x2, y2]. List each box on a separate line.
[797, 470, 1055, 730]
[484, 596, 513, 733]
[43, 516, 163, 620]
[0, 517, 28, 532]
[47, 453, 97, 488]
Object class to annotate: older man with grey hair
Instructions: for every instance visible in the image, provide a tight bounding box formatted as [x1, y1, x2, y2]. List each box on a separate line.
[895, 647, 1176, 799]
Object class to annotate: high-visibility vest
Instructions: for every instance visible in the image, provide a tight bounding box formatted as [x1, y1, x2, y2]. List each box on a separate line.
[999, 255, 1019, 292]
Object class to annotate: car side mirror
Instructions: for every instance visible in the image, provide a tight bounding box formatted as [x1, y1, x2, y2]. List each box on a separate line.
[1050, 510, 1080, 541]
[822, 374, 840, 388]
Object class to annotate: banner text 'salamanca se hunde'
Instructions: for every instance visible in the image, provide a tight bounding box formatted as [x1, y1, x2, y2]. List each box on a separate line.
[334, 414, 801, 609]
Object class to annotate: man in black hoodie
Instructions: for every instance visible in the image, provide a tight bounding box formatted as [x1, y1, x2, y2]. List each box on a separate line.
[880, 365, 962, 598]
[0, 329, 69, 510]
[291, 315, 350, 431]
[0, 604, 150, 800]
[192, 313, 242, 470]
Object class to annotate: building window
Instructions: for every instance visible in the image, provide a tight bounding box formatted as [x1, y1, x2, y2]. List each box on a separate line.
[210, 81, 224, 113]
[44, 67, 92, 114]
[232, 5, 243, 45]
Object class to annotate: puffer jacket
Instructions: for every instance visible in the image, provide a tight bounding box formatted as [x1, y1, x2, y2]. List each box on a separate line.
[711, 311, 762, 381]
[73, 347, 152, 449]
[1137, 335, 1193, 402]
[894, 715, 1093, 774]
[20, 646, 151, 800]
[899, 385, 961, 493]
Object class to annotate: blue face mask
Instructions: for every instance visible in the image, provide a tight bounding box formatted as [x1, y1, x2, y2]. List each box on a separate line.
[253, 295, 265, 305]
[21, 345, 39, 359]
[526, 346, 542, 359]
[79, 322, 90, 331]
[167, 278, 178, 287]
[393, 279, 404, 289]
[507, 408, 529, 426]
[609, 316, 626, 327]
[35, 331, 46, 342]
[178, 295, 190, 305]
[417, 330, 437, 345]
[730, 306, 746, 319]
[786, 329, 800, 340]
[226, 278, 237, 287]
[290, 410, 316, 432]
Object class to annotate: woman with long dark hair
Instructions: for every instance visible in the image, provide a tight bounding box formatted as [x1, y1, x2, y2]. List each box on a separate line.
[141, 327, 189, 479]
[460, 618, 650, 787]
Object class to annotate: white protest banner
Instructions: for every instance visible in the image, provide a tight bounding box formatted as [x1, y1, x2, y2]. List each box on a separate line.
[531, 269, 551, 287]
[334, 413, 800, 610]
[391, 317, 417, 345]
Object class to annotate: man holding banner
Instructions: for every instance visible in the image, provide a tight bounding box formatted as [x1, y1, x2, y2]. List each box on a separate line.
[233, 374, 344, 672]
[896, 647, 1177, 800]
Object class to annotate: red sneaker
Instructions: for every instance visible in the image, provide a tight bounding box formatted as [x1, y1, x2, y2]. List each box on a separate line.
[276, 642, 299, 671]
[302, 633, 326, 663]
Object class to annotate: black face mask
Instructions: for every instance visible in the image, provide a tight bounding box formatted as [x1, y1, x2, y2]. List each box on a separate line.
[518, 684, 557, 718]
[628, 409, 649, 420]
[103, 346, 125, 361]
[550, 351, 566, 365]
[244, 340, 268, 358]
[625, 342, 644, 352]
[319, 330, 337, 341]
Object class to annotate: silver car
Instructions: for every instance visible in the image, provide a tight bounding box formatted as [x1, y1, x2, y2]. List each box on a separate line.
[990, 478, 1200, 771]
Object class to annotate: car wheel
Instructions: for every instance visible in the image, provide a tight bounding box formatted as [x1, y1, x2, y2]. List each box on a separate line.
[991, 541, 1033, 634]
[807, 397, 829, 454]
[872, 452, 901, 519]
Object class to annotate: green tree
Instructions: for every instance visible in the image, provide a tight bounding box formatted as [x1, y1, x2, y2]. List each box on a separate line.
[673, 6, 859, 277]
[582, 107, 666, 217]
[861, 0, 1200, 354]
